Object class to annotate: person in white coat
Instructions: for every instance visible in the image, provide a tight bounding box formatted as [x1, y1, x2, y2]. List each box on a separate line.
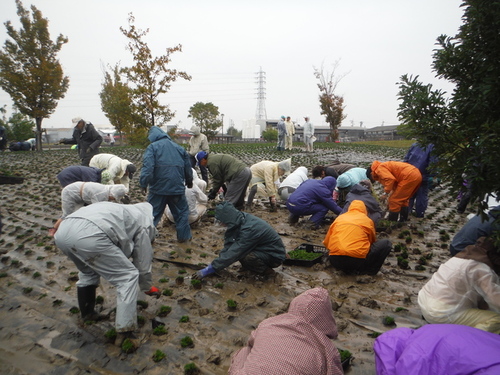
[418, 237, 500, 333]
[165, 169, 208, 224]
[278, 166, 308, 201]
[89, 153, 136, 191]
[303, 116, 315, 152]
[50, 182, 127, 236]
[54, 202, 160, 343]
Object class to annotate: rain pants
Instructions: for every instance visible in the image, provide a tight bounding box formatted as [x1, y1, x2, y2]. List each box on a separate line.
[370, 160, 422, 213]
[229, 287, 343, 375]
[286, 176, 341, 225]
[61, 182, 127, 219]
[418, 239, 500, 333]
[278, 166, 308, 201]
[56, 166, 103, 187]
[89, 153, 134, 190]
[54, 202, 156, 332]
[374, 324, 500, 375]
[140, 126, 193, 240]
[212, 202, 285, 273]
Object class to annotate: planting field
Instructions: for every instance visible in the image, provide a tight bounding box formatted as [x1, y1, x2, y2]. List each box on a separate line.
[0, 141, 468, 374]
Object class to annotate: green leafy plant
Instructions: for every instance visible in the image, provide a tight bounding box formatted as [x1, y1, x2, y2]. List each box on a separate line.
[153, 325, 168, 336]
[121, 338, 136, 353]
[214, 282, 224, 289]
[179, 315, 190, 323]
[157, 305, 172, 317]
[184, 362, 200, 375]
[137, 300, 149, 309]
[383, 316, 396, 326]
[152, 349, 166, 362]
[162, 288, 173, 296]
[104, 328, 117, 342]
[180, 335, 194, 348]
[227, 299, 238, 310]
[191, 279, 202, 289]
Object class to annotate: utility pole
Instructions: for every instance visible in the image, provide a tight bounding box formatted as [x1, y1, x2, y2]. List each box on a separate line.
[255, 67, 267, 120]
[221, 113, 224, 135]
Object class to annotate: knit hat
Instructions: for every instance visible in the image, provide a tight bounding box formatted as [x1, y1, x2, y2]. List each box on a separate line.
[126, 163, 136, 179]
[195, 151, 208, 165]
[278, 158, 292, 173]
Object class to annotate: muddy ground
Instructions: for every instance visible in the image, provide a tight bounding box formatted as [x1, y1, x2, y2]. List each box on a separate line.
[0, 145, 469, 374]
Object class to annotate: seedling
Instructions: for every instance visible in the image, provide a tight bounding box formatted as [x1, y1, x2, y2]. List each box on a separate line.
[368, 332, 382, 338]
[179, 315, 190, 323]
[227, 299, 238, 310]
[23, 287, 33, 294]
[214, 283, 224, 289]
[395, 307, 408, 312]
[152, 349, 166, 362]
[137, 315, 146, 326]
[0, 272, 7, 278]
[191, 279, 202, 289]
[121, 338, 136, 353]
[184, 362, 200, 375]
[153, 325, 167, 336]
[180, 335, 194, 348]
[137, 300, 149, 309]
[33, 271, 41, 279]
[96, 295, 104, 304]
[175, 276, 184, 285]
[69, 307, 80, 314]
[159, 277, 169, 283]
[383, 316, 396, 326]
[157, 305, 172, 317]
[104, 328, 117, 342]
[162, 288, 173, 296]
[178, 269, 187, 274]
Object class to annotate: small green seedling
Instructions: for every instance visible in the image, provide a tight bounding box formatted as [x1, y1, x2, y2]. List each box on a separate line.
[179, 315, 190, 323]
[163, 288, 173, 296]
[153, 325, 168, 336]
[121, 338, 136, 353]
[184, 362, 200, 375]
[383, 316, 396, 326]
[157, 305, 172, 317]
[152, 349, 166, 362]
[180, 335, 194, 348]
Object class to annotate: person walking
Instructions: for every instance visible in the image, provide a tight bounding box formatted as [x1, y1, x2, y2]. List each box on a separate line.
[54, 202, 160, 345]
[303, 116, 315, 152]
[195, 152, 252, 210]
[285, 116, 295, 150]
[139, 126, 193, 242]
[71, 116, 103, 166]
[187, 125, 209, 184]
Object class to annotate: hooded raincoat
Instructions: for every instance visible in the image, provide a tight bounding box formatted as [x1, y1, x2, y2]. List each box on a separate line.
[54, 202, 156, 332]
[286, 176, 341, 225]
[341, 183, 383, 224]
[336, 167, 368, 189]
[229, 287, 343, 375]
[56, 166, 103, 187]
[249, 160, 291, 198]
[72, 121, 103, 166]
[374, 324, 500, 375]
[324, 200, 375, 258]
[140, 126, 193, 234]
[418, 237, 500, 333]
[89, 153, 134, 190]
[211, 202, 285, 273]
[61, 181, 127, 219]
[370, 160, 422, 213]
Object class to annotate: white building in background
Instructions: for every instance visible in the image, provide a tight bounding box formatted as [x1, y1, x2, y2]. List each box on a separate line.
[242, 119, 261, 140]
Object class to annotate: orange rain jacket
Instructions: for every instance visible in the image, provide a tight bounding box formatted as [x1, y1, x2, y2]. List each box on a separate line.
[371, 160, 422, 212]
[323, 200, 376, 258]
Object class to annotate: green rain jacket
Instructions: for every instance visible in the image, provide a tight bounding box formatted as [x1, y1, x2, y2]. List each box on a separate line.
[212, 202, 286, 271]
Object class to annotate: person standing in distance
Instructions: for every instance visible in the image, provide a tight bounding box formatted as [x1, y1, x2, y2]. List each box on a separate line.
[303, 116, 315, 153]
[72, 116, 103, 166]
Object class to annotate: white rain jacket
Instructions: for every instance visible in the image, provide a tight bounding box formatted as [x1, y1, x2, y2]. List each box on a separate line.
[187, 126, 209, 156]
[61, 182, 127, 219]
[89, 153, 133, 190]
[165, 181, 208, 224]
[280, 166, 308, 189]
[418, 257, 500, 323]
[54, 202, 156, 332]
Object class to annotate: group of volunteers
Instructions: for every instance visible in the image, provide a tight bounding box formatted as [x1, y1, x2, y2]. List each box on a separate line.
[275, 115, 315, 152]
[49, 118, 500, 373]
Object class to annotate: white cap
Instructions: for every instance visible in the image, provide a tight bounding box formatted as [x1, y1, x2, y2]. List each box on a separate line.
[72, 116, 83, 125]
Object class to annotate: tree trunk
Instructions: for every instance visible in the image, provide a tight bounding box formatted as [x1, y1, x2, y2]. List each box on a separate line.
[35, 117, 43, 151]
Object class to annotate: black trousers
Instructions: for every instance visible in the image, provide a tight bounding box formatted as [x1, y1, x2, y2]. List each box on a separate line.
[329, 239, 392, 275]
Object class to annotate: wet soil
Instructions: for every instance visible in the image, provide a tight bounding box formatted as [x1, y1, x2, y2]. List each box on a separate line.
[0, 146, 469, 374]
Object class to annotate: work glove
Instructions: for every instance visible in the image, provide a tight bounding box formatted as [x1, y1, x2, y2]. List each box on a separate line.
[193, 264, 215, 279]
[207, 190, 217, 200]
[145, 286, 161, 298]
[141, 187, 147, 196]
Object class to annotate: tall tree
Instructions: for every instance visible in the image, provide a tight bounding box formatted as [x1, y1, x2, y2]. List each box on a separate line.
[226, 125, 242, 140]
[313, 61, 347, 141]
[0, 0, 69, 151]
[397, 0, 500, 215]
[188, 101, 221, 139]
[99, 63, 134, 145]
[120, 13, 191, 128]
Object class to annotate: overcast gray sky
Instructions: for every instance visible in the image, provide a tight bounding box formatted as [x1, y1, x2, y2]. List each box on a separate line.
[0, 0, 464, 131]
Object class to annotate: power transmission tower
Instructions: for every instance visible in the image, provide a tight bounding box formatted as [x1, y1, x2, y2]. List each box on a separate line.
[255, 67, 267, 120]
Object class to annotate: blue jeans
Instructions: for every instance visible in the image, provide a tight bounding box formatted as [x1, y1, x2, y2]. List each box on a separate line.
[148, 193, 191, 241]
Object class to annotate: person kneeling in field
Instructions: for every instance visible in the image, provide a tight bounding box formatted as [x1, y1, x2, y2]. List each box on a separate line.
[324, 200, 392, 275]
[418, 236, 500, 333]
[193, 201, 286, 278]
[228, 287, 344, 375]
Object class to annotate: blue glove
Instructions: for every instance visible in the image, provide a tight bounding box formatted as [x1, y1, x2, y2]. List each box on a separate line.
[195, 264, 215, 279]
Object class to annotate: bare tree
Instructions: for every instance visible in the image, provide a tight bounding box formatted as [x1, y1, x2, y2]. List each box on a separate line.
[313, 61, 348, 141]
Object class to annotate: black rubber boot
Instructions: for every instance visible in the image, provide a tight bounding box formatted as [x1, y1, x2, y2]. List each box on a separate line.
[77, 285, 98, 320]
[399, 207, 409, 222]
[387, 211, 399, 222]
